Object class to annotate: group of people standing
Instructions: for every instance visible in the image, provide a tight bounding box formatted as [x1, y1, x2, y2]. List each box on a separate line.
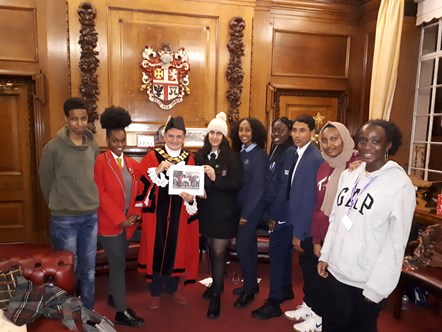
[39, 96, 415, 331]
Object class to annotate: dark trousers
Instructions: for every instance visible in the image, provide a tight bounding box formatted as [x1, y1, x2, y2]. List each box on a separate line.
[268, 223, 293, 303]
[323, 273, 384, 332]
[99, 232, 129, 312]
[299, 237, 324, 316]
[236, 215, 261, 292]
[150, 275, 179, 296]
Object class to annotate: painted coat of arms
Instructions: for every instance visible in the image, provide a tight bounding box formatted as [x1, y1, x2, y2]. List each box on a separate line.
[140, 44, 190, 110]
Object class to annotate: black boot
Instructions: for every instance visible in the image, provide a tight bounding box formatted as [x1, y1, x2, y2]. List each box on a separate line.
[203, 284, 224, 299]
[207, 294, 221, 319]
[202, 285, 214, 299]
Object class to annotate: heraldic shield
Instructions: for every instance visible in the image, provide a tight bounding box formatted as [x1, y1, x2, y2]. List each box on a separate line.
[140, 44, 190, 110]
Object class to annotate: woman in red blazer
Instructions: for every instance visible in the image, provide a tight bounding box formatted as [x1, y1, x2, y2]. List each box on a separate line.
[94, 106, 144, 327]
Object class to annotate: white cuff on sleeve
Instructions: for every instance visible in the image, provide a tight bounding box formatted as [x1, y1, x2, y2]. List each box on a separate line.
[148, 167, 168, 187]
[184, 198, 198, 215]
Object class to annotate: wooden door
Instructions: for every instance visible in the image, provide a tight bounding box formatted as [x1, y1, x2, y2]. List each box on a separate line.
[0, 82, 37, 242]
[279, 95, 339, 130]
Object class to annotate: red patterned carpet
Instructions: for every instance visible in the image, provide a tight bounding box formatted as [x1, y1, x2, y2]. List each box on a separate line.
[93, 255, 441, 332]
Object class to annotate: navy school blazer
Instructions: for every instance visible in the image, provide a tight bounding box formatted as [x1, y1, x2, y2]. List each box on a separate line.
[267, 143, 323, 240]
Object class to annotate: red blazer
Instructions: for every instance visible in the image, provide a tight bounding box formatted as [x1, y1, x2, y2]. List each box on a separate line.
[94, 150, 142, 239]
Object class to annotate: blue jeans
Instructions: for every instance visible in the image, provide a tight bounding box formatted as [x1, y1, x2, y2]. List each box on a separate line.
[50, 212, 98, 309]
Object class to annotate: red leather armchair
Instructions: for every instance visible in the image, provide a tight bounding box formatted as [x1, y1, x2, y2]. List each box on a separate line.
[0, 243, 77, 331]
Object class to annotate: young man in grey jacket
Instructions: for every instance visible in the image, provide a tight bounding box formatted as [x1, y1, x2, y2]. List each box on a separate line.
[39, 97, 99, 310]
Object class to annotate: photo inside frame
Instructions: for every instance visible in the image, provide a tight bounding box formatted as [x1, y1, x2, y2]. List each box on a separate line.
[168, 165, 204, 196]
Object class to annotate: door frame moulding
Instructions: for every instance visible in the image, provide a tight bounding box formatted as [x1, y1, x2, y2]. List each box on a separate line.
[267, 83, 348, 123]
[0, 70, 47, 243]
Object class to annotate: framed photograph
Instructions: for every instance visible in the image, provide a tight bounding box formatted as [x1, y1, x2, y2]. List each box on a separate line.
[184, 128, 208, 148]
[168, 164, 205, 196]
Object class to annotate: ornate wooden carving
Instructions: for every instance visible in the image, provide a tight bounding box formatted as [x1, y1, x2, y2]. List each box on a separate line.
[78, 2, 99, 132]
[66, 1, 71, 96]
[226, 16, 245, 126]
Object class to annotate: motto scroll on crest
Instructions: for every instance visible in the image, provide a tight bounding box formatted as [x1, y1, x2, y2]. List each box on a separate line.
[226, 17, 245, 127]
[78, 2, 100, 131]
[140, 44, 190, 110]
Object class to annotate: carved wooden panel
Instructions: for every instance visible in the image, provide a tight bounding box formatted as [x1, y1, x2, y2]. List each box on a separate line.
[0, 5, 37, 62]
[108, 9, 218, 132]
[361, 29, 375, 125]
[0, 87, 23, 171]
[272, 31, 350, 79]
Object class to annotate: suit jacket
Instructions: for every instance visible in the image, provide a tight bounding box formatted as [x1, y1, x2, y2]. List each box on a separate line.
[94, 150, 142, 239]
[268, 143, 323, 240]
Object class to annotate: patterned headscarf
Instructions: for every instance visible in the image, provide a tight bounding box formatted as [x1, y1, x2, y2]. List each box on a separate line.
[319, 121, 355, 216]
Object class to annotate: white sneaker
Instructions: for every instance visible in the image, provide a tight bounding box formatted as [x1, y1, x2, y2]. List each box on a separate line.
[284, 302, 312, 321]
[293, 312, 322, 332]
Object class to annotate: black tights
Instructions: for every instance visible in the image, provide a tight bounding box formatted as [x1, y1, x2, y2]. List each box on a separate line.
[206, 237, 229, 294]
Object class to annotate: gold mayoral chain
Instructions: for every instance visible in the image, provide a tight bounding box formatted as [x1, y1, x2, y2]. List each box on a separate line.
[156, 147, 189, 164]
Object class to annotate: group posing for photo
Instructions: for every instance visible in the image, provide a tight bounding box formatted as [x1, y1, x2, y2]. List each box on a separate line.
[39, 97, 415, 331]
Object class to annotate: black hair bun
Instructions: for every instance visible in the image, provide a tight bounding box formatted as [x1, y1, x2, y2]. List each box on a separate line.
[100, 106, 132, 130]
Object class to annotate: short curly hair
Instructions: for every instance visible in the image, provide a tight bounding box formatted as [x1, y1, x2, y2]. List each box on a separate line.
[230, 117, 267, 151]
[63, 97, 87, 117]
[100, 106, 132, 137]
[359, 119, 402, 155]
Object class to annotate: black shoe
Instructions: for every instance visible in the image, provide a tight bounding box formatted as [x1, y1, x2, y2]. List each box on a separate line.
[115, 309, 144, 327]
[232, 285, 259, 296]
[203, 285, 214, 299]
[107, 295, 115, 308]
[283, 288, 295, 302]
[251, 301, 282, 319]
[207, 294, 220, 319]
[234, 291, 255, 308]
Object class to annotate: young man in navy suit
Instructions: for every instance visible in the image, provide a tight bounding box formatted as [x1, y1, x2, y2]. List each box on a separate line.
[252, 115, 323, 327]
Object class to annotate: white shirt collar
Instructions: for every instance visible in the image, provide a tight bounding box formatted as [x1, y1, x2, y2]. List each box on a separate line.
[165, 145, 181, 157]
[296, 141, 311, 159]
[110, 151, 124, 167]
[241, 142, 257, 152]
[208, 150, 219, 159]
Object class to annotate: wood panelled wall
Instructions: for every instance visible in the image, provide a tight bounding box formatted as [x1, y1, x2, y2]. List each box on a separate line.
[0, 0, 69, 137]
[0, 0, 420, 243]
[250, 0, 419, 167]
[0, 0, 70, 242]
[68, 0, 256, 146]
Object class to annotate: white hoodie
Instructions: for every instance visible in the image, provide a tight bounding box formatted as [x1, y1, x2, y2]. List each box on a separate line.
[319, 161, 416, 303]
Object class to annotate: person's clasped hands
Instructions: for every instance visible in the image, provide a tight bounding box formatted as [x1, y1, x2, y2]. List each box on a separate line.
[121, 214, 140, 228]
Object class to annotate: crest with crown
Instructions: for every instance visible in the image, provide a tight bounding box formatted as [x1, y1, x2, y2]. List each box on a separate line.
[140, 44, 191, 110]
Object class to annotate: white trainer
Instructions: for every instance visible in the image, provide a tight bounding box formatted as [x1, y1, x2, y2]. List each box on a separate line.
[293, 312, 322, 332]
[284, 302, 312, 321]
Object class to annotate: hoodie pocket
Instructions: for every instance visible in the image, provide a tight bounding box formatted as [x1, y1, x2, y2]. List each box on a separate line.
[332, 232, 363, 277]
